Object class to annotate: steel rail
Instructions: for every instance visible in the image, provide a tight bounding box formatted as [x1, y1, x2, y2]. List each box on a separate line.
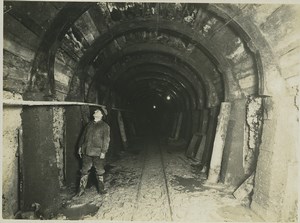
[158, 139, 174, 221]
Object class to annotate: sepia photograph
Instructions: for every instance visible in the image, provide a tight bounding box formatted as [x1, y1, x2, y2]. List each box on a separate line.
[1, 0, 299, 221]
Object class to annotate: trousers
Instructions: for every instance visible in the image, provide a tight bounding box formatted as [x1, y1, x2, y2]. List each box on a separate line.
[81, 155, 105, 176]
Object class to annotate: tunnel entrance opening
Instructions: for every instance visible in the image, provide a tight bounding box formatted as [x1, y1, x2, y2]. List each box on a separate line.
[132, 97, 178, 138]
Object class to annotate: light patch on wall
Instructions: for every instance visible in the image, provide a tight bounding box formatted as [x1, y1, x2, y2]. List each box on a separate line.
[3, 38, 35, 62]
[243, 96, 263, 175]
[2, 91, 23, 218]
[55, 71, 70, 86]
[238, 75, 255, 89]
[226, 38, 246, 63]
[53, 107, 66, 187]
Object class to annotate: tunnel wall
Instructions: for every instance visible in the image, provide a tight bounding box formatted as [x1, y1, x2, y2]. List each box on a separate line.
[3, 13, 41, 218]
[2, 92, 23, 218]
[216, 4, 299, 221]
[247, 5, 299, 221]
[3, 5, 98, 216]
[3, 13, 39, 218]
[252, 96, 298, 221]
[54, 51, 76, 101]
[3, 13, 39, 94]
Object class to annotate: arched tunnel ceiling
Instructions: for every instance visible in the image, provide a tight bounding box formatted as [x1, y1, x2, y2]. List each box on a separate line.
[7, 2, 259, 110]
[76, 5, 226, 109]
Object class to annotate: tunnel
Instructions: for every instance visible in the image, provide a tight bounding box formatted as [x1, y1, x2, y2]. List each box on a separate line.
[2, 1, 299, 221]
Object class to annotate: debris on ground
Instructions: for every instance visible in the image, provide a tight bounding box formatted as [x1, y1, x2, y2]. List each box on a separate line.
[54, 139, 263, 221]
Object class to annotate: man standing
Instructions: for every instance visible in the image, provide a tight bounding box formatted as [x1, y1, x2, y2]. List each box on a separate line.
[77, 108, 110, 196]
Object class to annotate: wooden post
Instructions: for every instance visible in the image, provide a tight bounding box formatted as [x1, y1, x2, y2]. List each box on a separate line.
[207, 102, 231, 183]
[170, 113, 179, 138]
[195, 135, 206, 161]
[118, 111, 128, 148]
[201, 107, 218, 169]
[193, 109, 209, 161]
[200, 109, 209, 134]
[186, 133, 200, 158]
[174, 112, 183, 140]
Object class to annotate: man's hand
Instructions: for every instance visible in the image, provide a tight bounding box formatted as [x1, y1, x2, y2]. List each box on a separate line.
[78, 147, 82, 158]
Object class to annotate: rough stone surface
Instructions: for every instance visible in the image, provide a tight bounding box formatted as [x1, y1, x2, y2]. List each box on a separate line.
[2, 91, 23, 218]
[243, 96, 263, 175]
[4, 13, 40, 50]
[53, 107, 66, 187]
[252, 96, 299, 221]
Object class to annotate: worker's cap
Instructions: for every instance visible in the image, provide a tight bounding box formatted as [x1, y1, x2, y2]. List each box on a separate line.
[94, 108, 107, 116]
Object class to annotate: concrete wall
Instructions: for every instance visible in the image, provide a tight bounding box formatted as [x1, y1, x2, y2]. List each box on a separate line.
[222, 4, 300, 221]
[247, 5, 299, 222]
[252, 96, 299, 221]
[208, 5, 299, 221]
[2, 91, 23, 218]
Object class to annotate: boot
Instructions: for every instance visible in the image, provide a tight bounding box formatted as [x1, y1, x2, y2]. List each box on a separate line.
[77, 175, 88, 196]
[96, 175, 107, 194]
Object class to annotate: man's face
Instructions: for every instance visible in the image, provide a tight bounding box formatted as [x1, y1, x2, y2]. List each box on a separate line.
[93, 110, 103, 121]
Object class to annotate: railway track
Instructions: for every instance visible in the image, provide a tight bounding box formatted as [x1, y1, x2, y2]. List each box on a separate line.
[131, 138, 173, 221]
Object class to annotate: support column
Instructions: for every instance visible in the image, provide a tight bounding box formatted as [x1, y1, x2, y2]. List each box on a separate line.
[118, 111, 128, 149]
[207, 102, 231, 183]
[200, 109, 209, 134]
[193, 109, 209, 161]
[174, 112, 183, 140]
[201, 107, 218, 171]
[170, 113, 179, 138]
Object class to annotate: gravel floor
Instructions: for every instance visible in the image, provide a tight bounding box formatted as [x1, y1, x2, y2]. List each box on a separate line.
[55, 137, 263, 222]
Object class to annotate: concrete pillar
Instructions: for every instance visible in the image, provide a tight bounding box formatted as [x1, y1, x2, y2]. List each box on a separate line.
[207, 102, 231, 183]
[118, 111, 128, 148]
[174, 112, 183, 140]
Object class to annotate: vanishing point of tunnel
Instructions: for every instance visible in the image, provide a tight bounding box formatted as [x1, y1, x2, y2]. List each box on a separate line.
[2, 1, 299, 222]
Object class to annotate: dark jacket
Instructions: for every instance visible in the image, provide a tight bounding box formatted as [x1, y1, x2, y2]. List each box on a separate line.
[79, 120, 110, 157]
